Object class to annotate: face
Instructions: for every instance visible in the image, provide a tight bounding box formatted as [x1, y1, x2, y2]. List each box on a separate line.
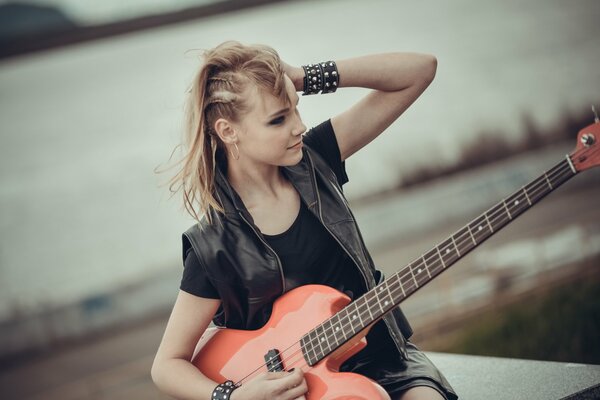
[231, 75, 307, 167]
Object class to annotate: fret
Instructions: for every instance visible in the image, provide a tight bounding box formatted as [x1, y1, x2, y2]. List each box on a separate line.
[375, 285, 387, 315]
[333, 311, 343, 343]
[395, 274, 407, 298]
[469, 214, 492, 243]
[466, 225, 477, 246]
[302, 335, 316, 366]
[421, 256, 432, 278]
[487, 203, 509, 232]
[552, 161, 576, 187]
[307, 330, 319, 363]
[412, 259, 429, 284]
[399, 268, 415, 293]
[451, 236, 461, 257]
[383, 281, 395, 311]
[424, 248, 443, 276]
[376, 282, 394, 313]
[334, 313, 347, 344]
[408, 262, 419, 287]
[527, 175, 550, 203]
[315, 325, 327, 357]
[435, 246, 446, 270]
[506, 190, 529, 218]
[484, 212, 495, 232]
[544, 171, 553, 190]
[522, 186, 532, 206]
[323, 316, 337, 350]
[355, 301, 365, 328]
[502, 199, 512, 220]
[347, 303, 362, 336]
[363, 290, 375, 322]
[439, 237, 460, 263]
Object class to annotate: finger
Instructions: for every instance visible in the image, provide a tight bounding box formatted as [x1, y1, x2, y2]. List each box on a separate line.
[282, 369, 304, 388]
[283, 381, 308, 400]
[264, 370, 292, 380]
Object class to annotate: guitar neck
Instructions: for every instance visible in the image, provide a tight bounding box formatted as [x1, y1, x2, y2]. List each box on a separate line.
[301, 156, 577, 366]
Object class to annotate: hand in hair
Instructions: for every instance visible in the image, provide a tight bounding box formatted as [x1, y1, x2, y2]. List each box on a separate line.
[280, 60, 305, 92]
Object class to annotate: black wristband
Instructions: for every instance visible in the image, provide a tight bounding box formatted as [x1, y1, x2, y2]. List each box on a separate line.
[301, 63, 323, 95]
[211, 380, 239, 400]
[321, 61, 339, 94]
[301, 61, 339, 95]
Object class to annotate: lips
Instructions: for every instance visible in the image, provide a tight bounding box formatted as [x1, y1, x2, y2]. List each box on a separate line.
[288, 141, 303, 149]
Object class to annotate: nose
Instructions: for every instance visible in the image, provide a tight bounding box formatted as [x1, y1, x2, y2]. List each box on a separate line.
[292, 110, 307, 136]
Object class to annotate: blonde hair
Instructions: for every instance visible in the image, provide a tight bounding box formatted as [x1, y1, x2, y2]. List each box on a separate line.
[156, 41, 291, 225]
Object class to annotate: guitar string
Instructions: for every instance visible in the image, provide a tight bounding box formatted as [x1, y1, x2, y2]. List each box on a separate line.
[260, 160, 576, 377]
[263, 160, 576, 377]
[297, 161, 575, 371]
[234, 161, 573, 384]
[232, 160, 573, 385]
[294, 160, 573, 361]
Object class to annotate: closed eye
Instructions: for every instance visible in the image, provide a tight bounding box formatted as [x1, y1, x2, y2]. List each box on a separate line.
[269, 115, 285, 125]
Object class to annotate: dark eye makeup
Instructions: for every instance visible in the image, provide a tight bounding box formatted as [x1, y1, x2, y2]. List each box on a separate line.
[269, 116, 285, 125]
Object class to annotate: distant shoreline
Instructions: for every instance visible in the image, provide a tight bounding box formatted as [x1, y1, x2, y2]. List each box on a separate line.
[0, 0, 291, 60]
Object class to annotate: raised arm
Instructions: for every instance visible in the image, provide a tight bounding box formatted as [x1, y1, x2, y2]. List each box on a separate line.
[286, 52, 437, 161]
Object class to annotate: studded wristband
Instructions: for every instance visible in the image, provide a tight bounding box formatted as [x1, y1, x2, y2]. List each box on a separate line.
[211, 380, 239, 400]
[321, 61, 339, 93]
[301, 60, 340, 95]
[301, 63, 323, 95]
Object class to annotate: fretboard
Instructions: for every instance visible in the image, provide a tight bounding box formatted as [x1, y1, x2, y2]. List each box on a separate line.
[301, 156, 577, 366]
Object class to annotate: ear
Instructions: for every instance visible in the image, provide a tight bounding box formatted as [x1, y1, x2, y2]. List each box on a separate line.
[213, 118, 238, 145]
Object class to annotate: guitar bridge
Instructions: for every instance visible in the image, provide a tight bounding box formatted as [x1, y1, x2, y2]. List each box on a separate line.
[264, 349, 284, 372]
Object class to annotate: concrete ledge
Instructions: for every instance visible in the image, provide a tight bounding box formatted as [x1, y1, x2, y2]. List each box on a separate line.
[427, 352, 600, 400]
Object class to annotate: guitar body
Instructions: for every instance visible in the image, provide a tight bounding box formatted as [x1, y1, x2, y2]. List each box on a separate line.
[191, 120, 600, 399]
[192, 284, 391, 400]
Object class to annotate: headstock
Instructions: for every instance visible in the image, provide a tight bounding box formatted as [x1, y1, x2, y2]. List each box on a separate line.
[570, 106, 600, 172]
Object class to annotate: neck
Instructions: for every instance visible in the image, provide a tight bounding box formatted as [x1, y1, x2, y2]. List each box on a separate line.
[226, 157, 287, 208]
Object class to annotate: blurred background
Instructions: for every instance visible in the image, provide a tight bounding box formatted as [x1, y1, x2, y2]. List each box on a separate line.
[1, 0, 599, 398]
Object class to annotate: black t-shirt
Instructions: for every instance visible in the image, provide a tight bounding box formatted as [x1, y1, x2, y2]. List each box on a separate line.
[180, 119, 395, 356]
[179, 119, 351, 299]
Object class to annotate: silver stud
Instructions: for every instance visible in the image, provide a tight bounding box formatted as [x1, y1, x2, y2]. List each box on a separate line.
[321, 63, 326, 67]
[324, 72, 329, 77]
[333, 82, 337, 86]
[329, 62, 334, 66]
[312, 77, 317, 82]
[332, 71, 337, 76]
[311, 69, 315, 74]
[325, 82, 330, 87]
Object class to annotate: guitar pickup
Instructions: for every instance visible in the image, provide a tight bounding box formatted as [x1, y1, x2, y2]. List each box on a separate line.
[264, 349, 284, 372]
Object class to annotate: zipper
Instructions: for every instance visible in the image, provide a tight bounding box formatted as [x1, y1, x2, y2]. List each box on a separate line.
[306, 152, 407, 358]
[331, 179, 350, 212]
[238, 211, 287, 294]
[214, 171, 287, 295]
[305, 152, 371, 291]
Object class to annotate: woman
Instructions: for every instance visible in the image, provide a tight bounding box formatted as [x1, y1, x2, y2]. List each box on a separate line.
[151, 41, 457, 400]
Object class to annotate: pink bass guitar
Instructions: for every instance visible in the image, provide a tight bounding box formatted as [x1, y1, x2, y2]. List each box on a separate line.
[191, 116, 600, 399]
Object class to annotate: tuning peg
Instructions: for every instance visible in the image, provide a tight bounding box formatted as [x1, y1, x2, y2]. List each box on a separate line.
[593, 105, 599, 123]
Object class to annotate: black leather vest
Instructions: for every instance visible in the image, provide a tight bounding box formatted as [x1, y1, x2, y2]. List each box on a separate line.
[182, 144, 413, 359]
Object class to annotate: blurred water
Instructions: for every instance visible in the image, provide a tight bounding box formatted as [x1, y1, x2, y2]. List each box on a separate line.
[0, 0, 599, 324]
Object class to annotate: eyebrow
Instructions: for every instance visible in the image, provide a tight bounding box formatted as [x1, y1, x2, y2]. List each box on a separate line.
[267, 94, 300, 119]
